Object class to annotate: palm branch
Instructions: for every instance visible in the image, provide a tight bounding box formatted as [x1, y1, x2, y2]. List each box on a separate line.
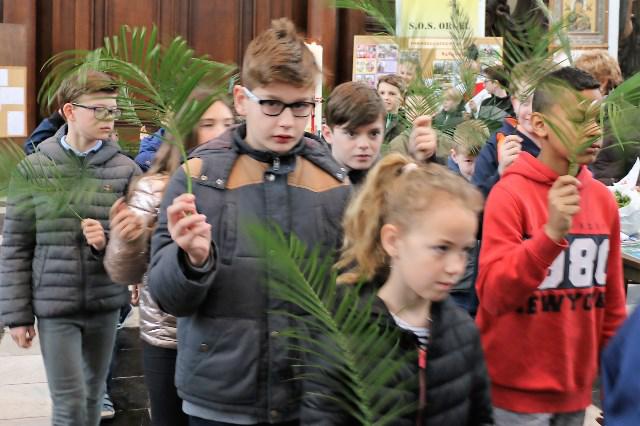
[501, 6, 573, 104]
[602, 71, 640, 147]
[39, 25, 236, 193]
[329, 0, 396, 35]
[0, 141, 24, 198]
[445, 119, 490, 155]
[402, 81, 443, 128]
[0, 140, 96, 220]
[249, 223, 417, 425]
[538, 73, 640, 177]
[448, 0, 480, 102]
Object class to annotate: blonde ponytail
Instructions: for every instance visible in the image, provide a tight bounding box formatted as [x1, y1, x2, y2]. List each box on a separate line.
[336, 153, 413, 284]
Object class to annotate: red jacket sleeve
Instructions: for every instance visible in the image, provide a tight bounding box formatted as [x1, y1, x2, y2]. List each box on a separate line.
[476, 185, 568, 316]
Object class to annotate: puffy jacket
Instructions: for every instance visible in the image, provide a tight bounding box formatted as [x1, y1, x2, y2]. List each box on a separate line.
[301, 286, 494, 426]
[135, 128, 165, 172]
[23, 110, 66, 155]
[602, 307, 640, 426]
[104, 173, 177, 349]
[471, 118, 540, 200]
[148, 125, 351, 423]
[0, 125, 140, 327]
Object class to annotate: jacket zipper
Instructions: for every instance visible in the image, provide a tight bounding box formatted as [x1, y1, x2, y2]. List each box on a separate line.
[417, 346, 427, 425]
[272, 157, 280, 172]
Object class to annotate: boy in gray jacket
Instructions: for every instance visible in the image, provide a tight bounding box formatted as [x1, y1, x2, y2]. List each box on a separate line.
[0, 70, 140, 426]
[149, 19, 350, 425]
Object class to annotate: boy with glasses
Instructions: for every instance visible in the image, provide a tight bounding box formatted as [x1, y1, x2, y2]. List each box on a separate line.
[148, 18, 350, 425]
[0, 69, 140, 426]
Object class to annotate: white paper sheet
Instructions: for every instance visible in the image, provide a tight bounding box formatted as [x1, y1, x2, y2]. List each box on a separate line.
[0, 69, 8, 86]
[7, 111, 25, 136]
[0, 87, 25, 105]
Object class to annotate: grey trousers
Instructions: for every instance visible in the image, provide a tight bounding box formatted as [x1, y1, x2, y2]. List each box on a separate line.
[38, 309, 120, 426]
[494, 407, 586, 426]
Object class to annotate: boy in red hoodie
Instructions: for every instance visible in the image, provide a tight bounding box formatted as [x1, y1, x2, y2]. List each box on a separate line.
[476, 66, 627, 426]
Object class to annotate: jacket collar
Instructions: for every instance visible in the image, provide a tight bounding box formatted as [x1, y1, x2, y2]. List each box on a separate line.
[36, 124, 121, 166]
[192, 124, 348, 189]
[232, 125, 305, 174]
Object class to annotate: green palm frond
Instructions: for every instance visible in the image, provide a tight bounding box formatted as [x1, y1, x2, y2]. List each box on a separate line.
[449, 119, 490, 155]
[501, 2, 574, 102]
[0, 141, 100, 220]
[448, 0, 478, 101]
[39, 25, 236, 193]
[603, 71, 640, 147]
[536, 63, 640, 176]
[534, 0, 573, 66]
[402, 81, 443, 128]
[249, 223, 417, 425]
[0, 141, 24, 198]
[330, 0, 396, 35]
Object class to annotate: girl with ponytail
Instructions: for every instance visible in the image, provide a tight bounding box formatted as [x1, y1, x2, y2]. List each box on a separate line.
[305, 153, 494, 425]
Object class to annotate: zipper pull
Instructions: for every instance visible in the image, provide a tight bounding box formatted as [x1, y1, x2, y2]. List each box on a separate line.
[273, 157, 280, 172]
[418, 347, 427, 369]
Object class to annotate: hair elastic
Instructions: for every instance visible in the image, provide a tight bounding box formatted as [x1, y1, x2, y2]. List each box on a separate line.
[401, 162, 418, 174]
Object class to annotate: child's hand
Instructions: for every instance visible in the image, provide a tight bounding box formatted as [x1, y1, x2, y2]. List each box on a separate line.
[167, 193, 212, 267]
[498, 135, 523, 176]
[9, 325, 37, 349]
[81, 218, 107, 251]
[110, 198, 145, 243]
[545, 176, 581, 243]
[409, 115, 437, 163]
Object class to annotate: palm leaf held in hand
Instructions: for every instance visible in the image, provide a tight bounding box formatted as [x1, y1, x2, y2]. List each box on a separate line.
[249, 224, 417, 425]
[39, 25, 236, 193]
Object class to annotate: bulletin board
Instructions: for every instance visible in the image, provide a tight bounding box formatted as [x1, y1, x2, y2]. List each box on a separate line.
[0, 66, 27, 137]
[352, 35, 502, 88]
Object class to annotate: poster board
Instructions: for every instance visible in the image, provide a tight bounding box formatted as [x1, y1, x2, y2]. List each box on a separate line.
[396, 0, 486, 38]
[0, 66, 27, 137]
[352, 35, 502, 88]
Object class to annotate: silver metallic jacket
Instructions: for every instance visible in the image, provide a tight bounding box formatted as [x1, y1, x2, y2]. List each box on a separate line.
[104, 174, 177, 349]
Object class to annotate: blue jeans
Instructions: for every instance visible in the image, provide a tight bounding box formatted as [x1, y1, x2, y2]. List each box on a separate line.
[38, 309, 120, 426]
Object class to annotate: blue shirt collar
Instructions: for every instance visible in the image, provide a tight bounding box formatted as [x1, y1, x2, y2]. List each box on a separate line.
[59, 135, 103, 157]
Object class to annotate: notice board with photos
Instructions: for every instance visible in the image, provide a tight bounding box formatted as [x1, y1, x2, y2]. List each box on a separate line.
[352, 35, 502, 89]
[0, 66, 27, 137]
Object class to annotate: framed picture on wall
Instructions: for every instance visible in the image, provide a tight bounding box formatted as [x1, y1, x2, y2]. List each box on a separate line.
[551, 0, 608, 47]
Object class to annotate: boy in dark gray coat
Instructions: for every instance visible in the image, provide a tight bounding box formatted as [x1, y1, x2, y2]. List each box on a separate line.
[0, 70, 140, 426]
[149, 19, 350, 425]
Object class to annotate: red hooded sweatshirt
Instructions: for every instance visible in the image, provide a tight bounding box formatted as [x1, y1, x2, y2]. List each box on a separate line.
[476, 152, 627, 413]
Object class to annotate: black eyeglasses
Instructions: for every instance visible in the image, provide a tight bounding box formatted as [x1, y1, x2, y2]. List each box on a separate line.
[71, 103, 122, 120]
[243, 87, 315, 118]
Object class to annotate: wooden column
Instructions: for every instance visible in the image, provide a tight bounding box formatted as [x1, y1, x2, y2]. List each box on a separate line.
[336, 8, 366, 85]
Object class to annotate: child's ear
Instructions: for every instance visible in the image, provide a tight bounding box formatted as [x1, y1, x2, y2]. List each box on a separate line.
[450, 149, 458, 164]
[380, 223, 400, 258]
[62, 103, 75, 122]
[530, 112, 548, 139]
[322, 124, 334, 145]
[232, 85, 248, 117]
